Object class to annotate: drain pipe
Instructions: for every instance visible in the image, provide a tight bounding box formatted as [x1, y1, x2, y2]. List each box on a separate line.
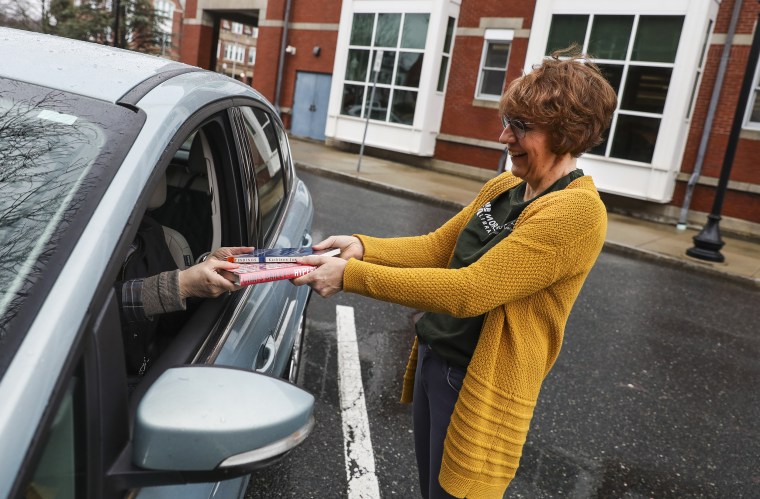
[274, 0, 293, 115]
[677, 0, 744, 230]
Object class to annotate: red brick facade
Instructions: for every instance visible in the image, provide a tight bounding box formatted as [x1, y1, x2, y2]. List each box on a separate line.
[174, 0, 760, 231]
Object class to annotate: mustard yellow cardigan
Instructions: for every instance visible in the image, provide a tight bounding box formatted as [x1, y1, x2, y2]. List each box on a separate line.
[342, 172, 607, 498]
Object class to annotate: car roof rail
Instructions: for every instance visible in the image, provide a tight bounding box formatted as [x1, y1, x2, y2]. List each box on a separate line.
[117, 66, 203, 111]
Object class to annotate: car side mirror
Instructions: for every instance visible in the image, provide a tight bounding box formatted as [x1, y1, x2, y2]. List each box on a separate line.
[107, 366, 314, 490]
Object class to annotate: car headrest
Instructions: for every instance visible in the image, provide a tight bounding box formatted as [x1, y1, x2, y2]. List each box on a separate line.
[188, 131, 210, 175]
[148, 173, 167, 210]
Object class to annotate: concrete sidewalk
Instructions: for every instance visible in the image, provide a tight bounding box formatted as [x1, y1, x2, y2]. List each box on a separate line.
[290, 137, 760, 287]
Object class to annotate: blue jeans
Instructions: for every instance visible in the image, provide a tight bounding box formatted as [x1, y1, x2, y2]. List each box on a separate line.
[413, 341, 467, 499]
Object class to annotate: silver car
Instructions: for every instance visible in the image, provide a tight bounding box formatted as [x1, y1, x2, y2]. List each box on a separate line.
[0, 28, 315, 498]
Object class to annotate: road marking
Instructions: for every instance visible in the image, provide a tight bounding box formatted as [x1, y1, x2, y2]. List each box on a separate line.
[336, 305, 381, 499]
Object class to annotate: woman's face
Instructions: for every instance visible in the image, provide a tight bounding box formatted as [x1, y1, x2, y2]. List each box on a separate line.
[499, 118, 561, 185]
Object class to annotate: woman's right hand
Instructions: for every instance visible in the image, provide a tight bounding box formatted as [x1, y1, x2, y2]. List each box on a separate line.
[313, 235, 364, 261]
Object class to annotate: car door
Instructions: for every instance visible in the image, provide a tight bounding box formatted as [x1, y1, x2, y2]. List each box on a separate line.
[213, 104, 312, 378]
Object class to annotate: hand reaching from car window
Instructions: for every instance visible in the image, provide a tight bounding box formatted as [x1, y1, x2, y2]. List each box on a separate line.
[179, 246, 253, 299]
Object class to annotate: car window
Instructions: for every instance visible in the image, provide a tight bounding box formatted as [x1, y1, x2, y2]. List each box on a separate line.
[24, 365, 86, 499]
[0, 79, 143, 376]
[238, 107, 286, 243]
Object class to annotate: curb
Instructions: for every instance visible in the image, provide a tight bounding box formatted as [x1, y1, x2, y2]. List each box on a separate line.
[297, 162, 760, 289]
[295, 161, 466, 211]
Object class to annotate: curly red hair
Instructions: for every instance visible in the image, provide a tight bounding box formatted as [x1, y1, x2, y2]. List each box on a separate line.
[499, 46, 617, 157]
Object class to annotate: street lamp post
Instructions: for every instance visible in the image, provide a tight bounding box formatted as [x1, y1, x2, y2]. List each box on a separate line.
[687, 4, 760, 262]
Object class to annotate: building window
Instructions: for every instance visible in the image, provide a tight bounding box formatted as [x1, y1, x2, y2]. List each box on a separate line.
[437, 16, 456, 92]
[745, 54, 760, 130]
[476, 29, 513, 100]
[340, 12, 430, 126]
[248, 48, 256, 65]
[232, 22, 243, 34]
[546, 14, 684, 164]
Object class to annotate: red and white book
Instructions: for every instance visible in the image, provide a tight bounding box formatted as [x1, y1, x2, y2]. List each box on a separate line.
[230, 262, 316, 286]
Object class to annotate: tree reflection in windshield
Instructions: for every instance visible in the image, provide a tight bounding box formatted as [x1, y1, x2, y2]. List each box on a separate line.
[0, 89, 105, 335]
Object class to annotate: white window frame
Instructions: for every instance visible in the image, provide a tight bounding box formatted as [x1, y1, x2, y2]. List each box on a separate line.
[744, 55, 760, 131]
[525, 0, 716, 203]
[475, 29, 514, 101]
[248, 48, 256, 65]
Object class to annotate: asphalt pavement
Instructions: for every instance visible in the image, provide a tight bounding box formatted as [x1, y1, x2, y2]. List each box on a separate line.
[289, 137, 760, 288]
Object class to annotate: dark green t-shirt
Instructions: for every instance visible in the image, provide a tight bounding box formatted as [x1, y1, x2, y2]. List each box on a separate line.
[415, 170, 584, 368]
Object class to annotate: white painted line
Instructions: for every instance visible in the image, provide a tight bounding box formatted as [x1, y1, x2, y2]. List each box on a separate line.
[336, 305, 381, 499]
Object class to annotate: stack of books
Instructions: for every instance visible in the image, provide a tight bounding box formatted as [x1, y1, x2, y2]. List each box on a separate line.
[227, 247, 339, 286]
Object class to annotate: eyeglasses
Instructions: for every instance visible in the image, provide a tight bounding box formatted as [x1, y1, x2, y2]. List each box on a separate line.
[501, 115, 534, 139]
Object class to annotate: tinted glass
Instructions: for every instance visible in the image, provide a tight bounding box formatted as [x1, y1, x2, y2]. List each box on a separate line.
[350, 13, 374, 46]
[610, 114, 660, 163]
[366, 87, 390, 121]
[0, 79, 142, 360]
[620, 65, 673, 113]
[751, 91, 760, 122]
[25, 369, 85, 499]
[437, 55, 450, 92]
[588, 15, 633, 60]
[341, 84, 365, 117]
[632, 16, 684, 63]
[375, 13, 401, 47]
[375, 50, 396, 85]
[546, 14, 588, 55]
[485, 42, 510, 68]
[240, 107, 286, 239]
[401, 13, 429, 49]
[346, 49, 370, 82]
[480, 69, 506, 96]
[443, 17, 456, 53]
[391, 89, 417, 125]
[396, 52, 423, 87]
[597, 63, 624, 94]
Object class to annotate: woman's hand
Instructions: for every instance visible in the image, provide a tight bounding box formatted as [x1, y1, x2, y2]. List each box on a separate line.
[292, 256, 347, 298]
[208, 246, 255, 261]
[179, 258, 241, 299]
[313, 236, 364, 261]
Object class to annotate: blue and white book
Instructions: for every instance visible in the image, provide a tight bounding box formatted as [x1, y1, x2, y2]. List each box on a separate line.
[227, 247, 340, 263]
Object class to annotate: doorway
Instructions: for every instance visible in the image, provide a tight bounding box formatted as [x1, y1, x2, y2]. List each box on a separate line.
[291, 71, 331, 141]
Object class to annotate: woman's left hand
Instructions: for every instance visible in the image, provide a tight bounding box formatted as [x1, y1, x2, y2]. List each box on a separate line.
[291, 256, 347, 298]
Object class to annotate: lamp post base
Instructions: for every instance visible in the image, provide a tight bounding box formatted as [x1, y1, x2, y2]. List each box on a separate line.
[686, 214, 725, 262]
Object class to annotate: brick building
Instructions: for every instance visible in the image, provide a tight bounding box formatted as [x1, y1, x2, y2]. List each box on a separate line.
[178, 0, 760, 237]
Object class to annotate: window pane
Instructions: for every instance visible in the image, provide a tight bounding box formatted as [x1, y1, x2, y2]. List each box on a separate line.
[632, 16, 684, 63]
[437, 55, 449, 92]
[480, 69, 505, 96]
[374, 50, 396, 85]
[546, 14, 588, 55]
[620, 65, 672, 114]
[350, 13, 374, 46]
[751, 90, 760, 122]
[346, 49, 370, 82]
[391, 89, 417, 125]
[588, 133, 609, 156]
[485, 42, 510, 68]
[396, 52, 423, 88]
[26, 373, 84, 499]
[610, 114, 660, 163]
[366, 87, 390, 120]
[241, 108, 286, 235]
[444, 17, 456, 53]
[375, 13, 401, 47]
[588, 15, 633, 60]
[597, 63, 624, 94]
[401, 13, 429, 49]
[341, 84, 365, 117]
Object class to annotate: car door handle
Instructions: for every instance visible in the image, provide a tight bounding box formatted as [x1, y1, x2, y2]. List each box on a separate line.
[302, 233, 312, 247]
[255, 335, 276, 373]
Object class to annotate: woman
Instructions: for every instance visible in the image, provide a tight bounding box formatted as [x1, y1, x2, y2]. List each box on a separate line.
[294, 48, 617, 498]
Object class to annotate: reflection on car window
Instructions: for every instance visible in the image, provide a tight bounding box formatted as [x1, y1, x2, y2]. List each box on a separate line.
[239, 107, 285, 242]
[25, 366, 85, 499]
[0, 89, 105, 329]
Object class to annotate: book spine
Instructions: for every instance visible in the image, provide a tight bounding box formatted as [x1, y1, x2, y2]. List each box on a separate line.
[263, 256, 298, 262]
[228, 256, 266, 263]
[238, 265, 315, 286]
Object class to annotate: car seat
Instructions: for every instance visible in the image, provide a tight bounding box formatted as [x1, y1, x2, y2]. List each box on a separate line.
[147, 173, 194, 270]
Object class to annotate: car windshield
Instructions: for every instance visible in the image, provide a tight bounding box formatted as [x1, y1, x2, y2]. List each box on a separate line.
[0, 91, 105, 316]
[0, 79, 144, 369]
